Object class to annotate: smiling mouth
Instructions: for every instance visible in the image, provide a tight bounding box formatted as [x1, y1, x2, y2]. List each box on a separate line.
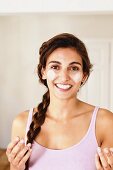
[55, 83, 72, 90]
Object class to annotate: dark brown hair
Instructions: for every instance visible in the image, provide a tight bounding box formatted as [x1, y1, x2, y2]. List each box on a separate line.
[25, 33, 92, 168]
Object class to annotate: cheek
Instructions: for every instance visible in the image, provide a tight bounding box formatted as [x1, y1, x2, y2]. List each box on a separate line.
[47, 70, 57, 80]
[71, 72, 83, 83]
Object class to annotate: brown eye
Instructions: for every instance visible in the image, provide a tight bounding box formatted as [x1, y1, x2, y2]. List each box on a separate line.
[70, 66, 79, 71]
[51, 65, 59, 70]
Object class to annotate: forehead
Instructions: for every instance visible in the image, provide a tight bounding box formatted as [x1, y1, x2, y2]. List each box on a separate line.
[46, 48, 82, 65]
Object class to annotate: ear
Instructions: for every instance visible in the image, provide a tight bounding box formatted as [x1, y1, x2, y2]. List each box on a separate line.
[41, 68, 47, 80]
[80, 73, 88, 87]
[82, 73, 88, 83]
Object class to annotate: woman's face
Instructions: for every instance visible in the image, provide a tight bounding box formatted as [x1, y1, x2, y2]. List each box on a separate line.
[42, 47, 85, 100]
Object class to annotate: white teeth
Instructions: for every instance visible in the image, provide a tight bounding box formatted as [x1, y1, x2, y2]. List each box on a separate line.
[56, 84, 72, 90]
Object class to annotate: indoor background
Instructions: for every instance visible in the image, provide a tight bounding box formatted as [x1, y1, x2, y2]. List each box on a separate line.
[0, 13, 113, 148]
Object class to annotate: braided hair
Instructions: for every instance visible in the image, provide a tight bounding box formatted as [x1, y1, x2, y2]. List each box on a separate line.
[25, 33, 93, 169]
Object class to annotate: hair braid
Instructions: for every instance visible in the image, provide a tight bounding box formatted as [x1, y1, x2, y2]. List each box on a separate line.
[25, 90, 50, 169]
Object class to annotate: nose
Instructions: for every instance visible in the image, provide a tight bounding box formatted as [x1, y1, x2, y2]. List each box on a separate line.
[59, 69, 70, 82]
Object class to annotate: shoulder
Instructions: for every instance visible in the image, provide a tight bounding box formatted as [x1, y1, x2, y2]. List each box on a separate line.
[97, 108, 113, 126]
[13, 110, 29, 127]
[11, 110, 30, 140]
[97, 108, 113, 147]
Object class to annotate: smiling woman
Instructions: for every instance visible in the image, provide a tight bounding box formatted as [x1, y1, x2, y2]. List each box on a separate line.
[6, 33, 113, 170]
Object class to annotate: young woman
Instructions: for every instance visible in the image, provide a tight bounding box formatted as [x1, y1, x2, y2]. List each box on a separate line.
[6, 33, 113, 170]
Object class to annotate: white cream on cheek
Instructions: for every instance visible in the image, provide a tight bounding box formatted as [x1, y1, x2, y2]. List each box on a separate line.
[47, 69, 83, 83]
[47, 70, 57, 80]
[71, 72, 83, 83]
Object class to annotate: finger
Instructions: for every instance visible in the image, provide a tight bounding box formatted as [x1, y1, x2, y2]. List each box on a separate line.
[97, 147, 111, 170]
[6, 136, 20, 156]
[13, 143, 31, 165]
[12, 143, 31, 166]
[18, 148, 32, 167]
[95, 153, 103, 170]
[9, 139, 25, 162]
[104, 148, 113, 168]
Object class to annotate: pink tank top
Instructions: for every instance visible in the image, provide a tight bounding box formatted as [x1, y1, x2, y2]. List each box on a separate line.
[25, 106, 99, 170]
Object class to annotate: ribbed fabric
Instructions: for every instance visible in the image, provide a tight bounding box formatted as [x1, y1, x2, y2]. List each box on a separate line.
[25, 107, 99, 170]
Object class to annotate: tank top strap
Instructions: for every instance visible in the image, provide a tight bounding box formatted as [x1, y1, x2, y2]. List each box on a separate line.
[90, 106, 99, 131]
[25, 108, 33, 145]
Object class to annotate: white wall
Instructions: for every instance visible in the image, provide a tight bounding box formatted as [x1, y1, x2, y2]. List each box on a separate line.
[0, 14, 113, 148]
[0, 0, 113, 13]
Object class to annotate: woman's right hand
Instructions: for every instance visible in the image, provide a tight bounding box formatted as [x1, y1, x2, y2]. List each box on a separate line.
[6, 136, 32, 170]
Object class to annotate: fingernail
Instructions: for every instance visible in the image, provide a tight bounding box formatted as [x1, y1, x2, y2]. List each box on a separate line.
[97, 147, 101, 153]
[15, 136, 19, 141]
[20, 139, 25, 144]
[27, 143, 31, 148]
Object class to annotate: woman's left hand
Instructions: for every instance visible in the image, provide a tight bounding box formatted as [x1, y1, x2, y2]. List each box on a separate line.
[95, 147, 113, 170]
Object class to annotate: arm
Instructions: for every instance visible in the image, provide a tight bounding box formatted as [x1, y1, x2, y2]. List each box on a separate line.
[11, 111, 28, 140]
[95, 109, 113, 170]
[100, 110, 113, 148]
[6, 111, 32, 170]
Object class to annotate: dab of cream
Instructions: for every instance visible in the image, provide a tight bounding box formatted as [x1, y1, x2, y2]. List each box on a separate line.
[47, 70, 56, 80]
[72, 72, 83, 83]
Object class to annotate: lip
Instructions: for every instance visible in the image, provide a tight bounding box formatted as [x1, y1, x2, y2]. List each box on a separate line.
[55, 83, 72, 85]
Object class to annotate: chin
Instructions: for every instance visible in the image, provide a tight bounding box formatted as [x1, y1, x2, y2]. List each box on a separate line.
[54, 92, 76, 100]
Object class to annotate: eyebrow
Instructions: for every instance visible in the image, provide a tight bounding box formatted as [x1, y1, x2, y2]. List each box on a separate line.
[48, 61, 82, 66]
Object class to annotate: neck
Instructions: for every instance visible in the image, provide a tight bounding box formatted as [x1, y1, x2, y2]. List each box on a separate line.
[46, 97, 80, 121]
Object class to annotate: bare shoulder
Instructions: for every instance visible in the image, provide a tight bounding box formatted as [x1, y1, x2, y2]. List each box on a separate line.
[11, 110, 29, 140]
[97, 108, 113, 125]
[97, 108, 113, 148]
